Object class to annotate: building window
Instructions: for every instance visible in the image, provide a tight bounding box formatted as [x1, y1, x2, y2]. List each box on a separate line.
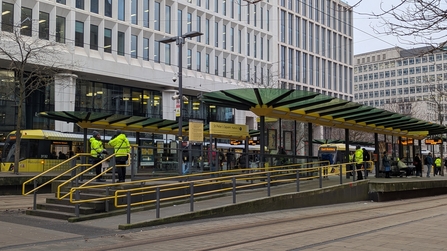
[76, 0, 84, 9]
[75, 21, 84, 47]
[131, 35, 137, 58]
[187, 13, 192, 34]
[56, 16, 66, 43]
[154, 41, 160, 63]
[1, 2, 14, 32]
[143, 37, 149, 61]
[56, 0, 66, 4]
[206, 53, 210, 73]
[131, 0, 138, 24]
[223, 58, 227, 77]
[247, 32, 250, 56]
[104, 28, 112, 53]
[118, 0, 125, 21]
[215, 22, 219, 47]
[91, 0, 99, 13]
[90, 24, 99, 50]
[223, 25, 226, 50]
[187, 49, 192, 69]
[197, 51, 201, 71]
[230, 27, 234, 52]
[39, 12, 50, 40]
[196, 15, 201, 42]
[143, 0, 149, 28]
[105, 0, 112, 17]
[154, 2, 160, 31]
[177, 10, 182, 36]
[165, 6, 171, 34]
[215, 56, 218, 75]
[117, 31, 125, 56]
[21, 7, 32, 37]
[164, 44, 171, 65]
[205, 19, 210, 44]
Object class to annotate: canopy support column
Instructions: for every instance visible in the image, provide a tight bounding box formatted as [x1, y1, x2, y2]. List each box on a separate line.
[374, 133, 379, 178]
[260, 116, 265, 168]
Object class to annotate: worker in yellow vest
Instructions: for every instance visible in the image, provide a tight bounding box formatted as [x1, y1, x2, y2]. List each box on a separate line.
[354, 145, 364, 180]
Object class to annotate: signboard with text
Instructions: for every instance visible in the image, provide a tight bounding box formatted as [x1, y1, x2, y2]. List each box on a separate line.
[209, 122, 249, 138]
[425, 139, 443, 145]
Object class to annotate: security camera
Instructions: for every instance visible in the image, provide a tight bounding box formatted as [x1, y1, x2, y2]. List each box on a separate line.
[172, 75, 177, 82]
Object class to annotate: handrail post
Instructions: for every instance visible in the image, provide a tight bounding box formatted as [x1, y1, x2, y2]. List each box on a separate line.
[105, 187, 110, 212]
[126, 191, 131, 224]
[267, 172, 271, 197]
[131, 147, 136, 181]
[111, 156, 116, 183]
[232, 177, 236, 204]
[33, 180, 37, 210]
[75, 189, 80, 217]
[339, 165, 343, 184]
[156, 187, 160, 218]
[319, 167, 323, 188]
[189, 182, 194, 212]
[296, 170, 300, 192]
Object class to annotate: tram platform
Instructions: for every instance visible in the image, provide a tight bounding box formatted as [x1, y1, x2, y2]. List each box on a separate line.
[2, 172, 447, 231]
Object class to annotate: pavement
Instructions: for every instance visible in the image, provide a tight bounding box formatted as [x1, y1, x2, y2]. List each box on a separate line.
[1, 172, 447, 250]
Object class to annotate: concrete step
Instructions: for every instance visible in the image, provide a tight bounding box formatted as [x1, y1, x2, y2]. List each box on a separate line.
[26, 208, 76, 220]
[46, 197, 111, 212]
[36, 203, 96, 214]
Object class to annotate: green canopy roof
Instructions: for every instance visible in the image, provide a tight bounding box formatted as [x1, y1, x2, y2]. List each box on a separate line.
[201, 88, 447, 139]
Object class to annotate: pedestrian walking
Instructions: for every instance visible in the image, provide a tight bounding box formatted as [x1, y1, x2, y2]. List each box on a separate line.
[362, 148, 370, 178]
[354, 145, 364, 180]
[382, 151, 391, 178]
[434, 156, 442, 176]
[108, 130, 130, 182]
[425, 152, 433, 178]
[90, 131, 107, 182]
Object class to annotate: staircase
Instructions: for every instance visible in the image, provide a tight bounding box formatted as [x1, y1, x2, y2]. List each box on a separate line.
[26, 183, 118, 221]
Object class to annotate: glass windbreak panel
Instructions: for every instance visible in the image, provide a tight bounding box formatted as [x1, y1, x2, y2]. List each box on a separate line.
[21, 7, 32, 36]
[1, 3, 14, 32]
[56, 16, 66, 43]
[90, 24, 99, 50]
[105, 0, 112, 17]
[39, 12, 50, 40]
[91, 0, 99, 13]
[75, 21, 84, 47]
[117, 31, 125, 56]
[104, 28, 112, 53]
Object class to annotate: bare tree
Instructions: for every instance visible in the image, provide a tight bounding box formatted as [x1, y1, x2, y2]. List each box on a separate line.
[361, 0, 447, 52]
[0, 25, 69, 174]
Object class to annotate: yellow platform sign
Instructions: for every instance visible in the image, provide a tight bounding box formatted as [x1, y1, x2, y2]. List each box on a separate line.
[189, 120, 204, 142]
[209, 122, 248, 137]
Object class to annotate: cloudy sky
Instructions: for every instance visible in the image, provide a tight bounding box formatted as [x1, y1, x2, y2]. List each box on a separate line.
[352, 0, 404, 55]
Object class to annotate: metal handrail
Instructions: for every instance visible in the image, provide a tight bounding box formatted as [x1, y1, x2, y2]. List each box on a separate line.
[22, 153, 91, 195]
[66, 160, 330, 204]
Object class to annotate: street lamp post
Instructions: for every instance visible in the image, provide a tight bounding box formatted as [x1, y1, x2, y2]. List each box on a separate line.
[158, 31, 203, 174]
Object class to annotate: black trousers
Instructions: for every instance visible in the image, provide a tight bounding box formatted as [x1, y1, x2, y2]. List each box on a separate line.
[116, 156, 128, 181]
[356, 163, 363, 180]
[90, 157, 103, 177]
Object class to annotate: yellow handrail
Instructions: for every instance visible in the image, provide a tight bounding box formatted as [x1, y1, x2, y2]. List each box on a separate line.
[22, 153, 91, 195]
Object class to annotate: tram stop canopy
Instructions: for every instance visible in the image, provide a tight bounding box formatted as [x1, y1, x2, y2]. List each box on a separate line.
[201, 88, 447, 140]
[37, 111, 258, 140]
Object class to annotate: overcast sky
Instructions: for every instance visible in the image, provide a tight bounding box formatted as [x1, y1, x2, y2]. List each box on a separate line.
[352, 0, 404, 55]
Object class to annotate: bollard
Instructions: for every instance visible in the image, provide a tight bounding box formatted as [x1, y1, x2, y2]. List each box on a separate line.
[296, 170, 300, 192]
[232, 177, 236, 204]
[126, 191, 131, 224]
[190, 182, 194, 212]
[267, 172, 271, 197]
[156, 187, 160, 218]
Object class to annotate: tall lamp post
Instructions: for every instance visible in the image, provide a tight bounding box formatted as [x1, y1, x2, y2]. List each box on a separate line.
[158, 31, 203, 174]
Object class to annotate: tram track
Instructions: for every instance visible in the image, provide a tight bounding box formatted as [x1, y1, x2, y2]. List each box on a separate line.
[82, 195, 447, 251]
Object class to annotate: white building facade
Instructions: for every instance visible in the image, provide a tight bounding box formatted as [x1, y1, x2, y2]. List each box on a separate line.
[353, 47, 447, 124]
[0, 0, 353, 140]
